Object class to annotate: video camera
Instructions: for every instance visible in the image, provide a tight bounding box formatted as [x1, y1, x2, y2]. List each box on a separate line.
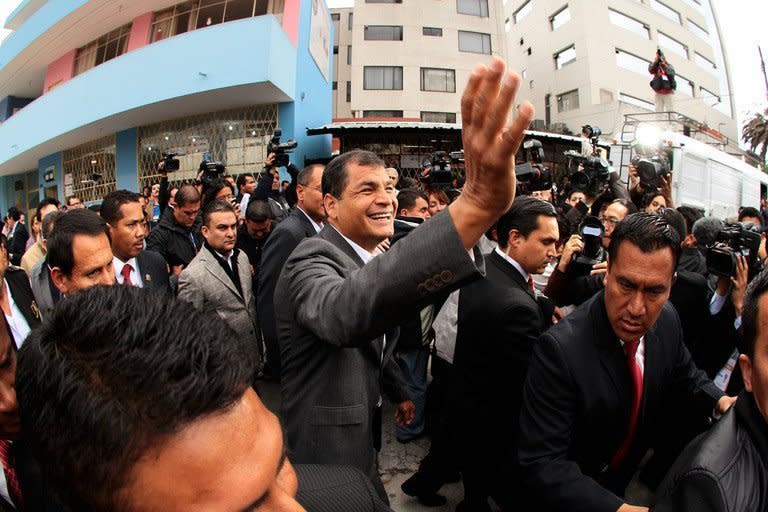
[267, 129, 298, 168]
[420, 150, 464, 189]
[563, 150, 611, 193]
[706, 222, 763, 279]
[515, 139, 552, 191]
[161, 152, 181, 172]
[632, 153, 671, 189]
[199, 152, 226, 187]
[569, 216, 606, 276]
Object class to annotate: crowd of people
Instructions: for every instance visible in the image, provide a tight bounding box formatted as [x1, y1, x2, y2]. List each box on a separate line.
[0, 57, 766, 512]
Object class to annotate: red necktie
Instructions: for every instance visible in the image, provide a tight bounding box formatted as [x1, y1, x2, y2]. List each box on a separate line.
[0, 440, 24, 510]
[121, 263, 133, 286]
[528, 277, 535, 294]
[610, 338, 643, 470]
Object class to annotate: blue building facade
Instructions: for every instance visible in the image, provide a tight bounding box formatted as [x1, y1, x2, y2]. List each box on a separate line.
[0, 0, 332, 212]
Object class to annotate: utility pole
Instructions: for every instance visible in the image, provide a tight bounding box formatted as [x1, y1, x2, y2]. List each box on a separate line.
[760, 45, 768, 106]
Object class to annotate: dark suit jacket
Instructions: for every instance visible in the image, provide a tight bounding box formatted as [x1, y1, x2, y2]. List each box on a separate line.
[5, 268, 42, 345]
[295, 465, 392, 512]
[135, 250, 170, 291]
[257, 208, 316, 372]
[518, 291, 723, 512]
[0, 440, 62, 512]
[6, 224, 28, 267]
[274, 212, 483, 477]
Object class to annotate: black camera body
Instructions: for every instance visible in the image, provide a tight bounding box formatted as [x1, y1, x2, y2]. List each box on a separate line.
[569, 216, 606, 277]
[706, 222, 762, 278]
[199, 155, 226, 187]
[516, 139, 552, 191]
[564, 150, 611, 193]
[632, 154, 671, 189]
[267, 129, 298, 168]
[421, 150, 464, 189]
[162, 152, 181, 172]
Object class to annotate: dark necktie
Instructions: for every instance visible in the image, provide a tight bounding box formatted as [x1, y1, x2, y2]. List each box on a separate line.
[121, 263, 133, 286]
[0, 440, 24, 510]
[610, 338, 643, 470]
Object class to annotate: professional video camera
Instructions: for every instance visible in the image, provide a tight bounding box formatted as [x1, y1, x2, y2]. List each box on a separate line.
[420, 150, 464, 189]
[632, 153, 671, 189]
[568, 216, 606, 276]
[706, 222, 763, 279]
[267, 129, 298, 168]
[161, 152, 181, 172]
[199, 152, 226, 187]
[563, 150, 611, 193]
[515, 139, 552, 190]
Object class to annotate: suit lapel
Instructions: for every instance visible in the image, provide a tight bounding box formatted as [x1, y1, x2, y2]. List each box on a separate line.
[294, 208, 319, 238]
[489, 250, 534, 299]
[200, 247, 243, 302]
[592, 293, 631, 407]
[640, 328, 662, 427]
[135, 252, 153, 288]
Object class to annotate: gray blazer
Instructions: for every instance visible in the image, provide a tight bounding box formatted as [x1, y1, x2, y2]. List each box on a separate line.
[274, 211, 484, 478]
[29, 258, 56, 320]
[177, 245, 262, 372]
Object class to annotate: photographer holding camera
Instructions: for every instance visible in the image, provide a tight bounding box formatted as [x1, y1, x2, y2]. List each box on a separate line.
[649, 48, 676, 113]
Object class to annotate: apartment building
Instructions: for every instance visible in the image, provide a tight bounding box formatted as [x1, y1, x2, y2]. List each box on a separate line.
[331, 0, 507, 122]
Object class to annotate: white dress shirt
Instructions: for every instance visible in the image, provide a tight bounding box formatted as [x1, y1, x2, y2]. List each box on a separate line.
[113, 257, 144, 288]
[298, 207, 323, 234]
[3, 278, 31, 348]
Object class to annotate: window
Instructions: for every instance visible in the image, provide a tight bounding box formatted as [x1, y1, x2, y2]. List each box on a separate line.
[514, 0, 532, 23]
[615, 48, 651, 75]
[333, 45, 339, 55]
[363, 110, 404, 117]
[421, 68, 456, 93]
[700, 87, 720, 107]
[346, 81, 351, 102]
[421, 112, 457, 123]
[459, 31, 492, 54]
[331, 13, 340, 21]
[363, 66, 403, 90]
[619, 92, 654, 111]
[554, 45, 576, 69]
[695, 52, 717, 72]
[676, 75, 694, 96]
[608, 9, 650, 39]
[348, 12, 353, 29]
[458, 0, 489, 17]
[556, 89, 579, 112]
[74, 24, 132, 76]
[658, 31, 688, 58]
[332, 81, 338, 90]
[687, 19, 708, 40]
[347, 45, 352, 65]
[364, 25, 403, 41]
[550, 5, 570, 31]
[423, 27, 443, 36]
[650, 0, 681, 24]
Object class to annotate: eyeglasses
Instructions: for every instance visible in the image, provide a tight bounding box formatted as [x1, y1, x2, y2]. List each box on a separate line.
[599, 216, 620, 227]
[303, 185, 323, 193]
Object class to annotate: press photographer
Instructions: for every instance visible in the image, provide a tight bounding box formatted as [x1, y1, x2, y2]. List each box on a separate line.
[649, 48, 677, 112]
[253, 129, 301, 223]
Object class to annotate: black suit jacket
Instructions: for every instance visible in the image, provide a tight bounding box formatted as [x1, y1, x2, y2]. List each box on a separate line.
[6, 225, 28, 267]
[518, 291, 723, 512]
[5, 268, 41, 345]
[257, 208, 317, 372]
[0, 440, 63, 512]
[135, 250, 171, 291]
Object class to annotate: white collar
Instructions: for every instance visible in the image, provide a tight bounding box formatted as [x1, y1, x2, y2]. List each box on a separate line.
[494, 247, 530, 284]
[297, 206, 323, 234]
[330, 225, 375, 265]
[113, 256, 139, 275]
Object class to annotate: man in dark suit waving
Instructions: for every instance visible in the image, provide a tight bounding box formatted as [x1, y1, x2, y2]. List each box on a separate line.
[519, 213, 736, 512]
[274, 57, 535, 502]
[452, 196, 558, 511]
[100, 190, 170, 292]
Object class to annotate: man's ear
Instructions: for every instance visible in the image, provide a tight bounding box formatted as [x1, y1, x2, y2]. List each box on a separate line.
[201, 225, 210, 241]
[739, 354, 754, 393]
[324, 194, 338, 221]
[50, 267, 69, 295]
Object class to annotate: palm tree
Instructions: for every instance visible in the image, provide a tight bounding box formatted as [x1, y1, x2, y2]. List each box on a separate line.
[743, 109, 768, 167]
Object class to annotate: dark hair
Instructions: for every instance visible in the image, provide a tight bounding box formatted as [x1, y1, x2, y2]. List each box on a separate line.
[174, 184, 201, 208]
[35, 198, 61, 222]
[245, 200, 272, 222]
[398, 177, 418, 190]
[46, 209, 108, 276]
[607, 212, 681, 268]
[100, 190, 141, 225]
[656, 207, 687, 241]
[397, 189, 428, 213]
[692, 216, 723, 248]
[16, 285, 254, 511]
[322, 150, 385, 198]
[742, 270, 768, 358]
[739, 206, 762, 224]
[41, 211, 64, 241]
[297, 163, 323, 187]
[676, 206, 703, 235]
[426, 187, 450, 206]
[65, 195, 80, 206]
[235, 173, 253, 191]
[202, 178, 233, 208]
[7, 207, 20, 222]
[497, 196, 557, 249]
[202, 199, 236, 227]
[640, 192, 666, 210]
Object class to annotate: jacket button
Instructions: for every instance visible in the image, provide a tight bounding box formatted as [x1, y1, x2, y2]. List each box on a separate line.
[417, 283, 428, 295]
[440, 270, 453, 282]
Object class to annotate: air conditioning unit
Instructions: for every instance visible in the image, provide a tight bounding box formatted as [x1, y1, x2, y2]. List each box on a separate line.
[531, 119, 546, 131]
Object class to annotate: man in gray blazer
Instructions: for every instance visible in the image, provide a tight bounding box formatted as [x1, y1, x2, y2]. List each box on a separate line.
[29, 210, 63, 319]
[178, 200, 263, 380]
[274, 57, 535, 503]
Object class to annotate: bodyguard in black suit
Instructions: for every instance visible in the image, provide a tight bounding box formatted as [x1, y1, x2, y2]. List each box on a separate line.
[452, 197, 558, 512]
[100, 190, 170, 292]
[258, 163, 325, 378]
[519, 213, 733, 512]
[5, 209, 28, 268]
